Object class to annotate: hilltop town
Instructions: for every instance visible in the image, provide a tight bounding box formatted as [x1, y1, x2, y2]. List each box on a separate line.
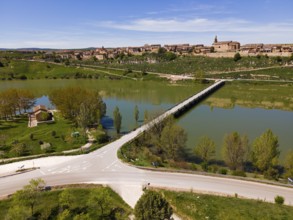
[35, 36, 292, 61]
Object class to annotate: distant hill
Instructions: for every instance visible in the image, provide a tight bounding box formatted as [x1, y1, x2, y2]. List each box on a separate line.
[0, 47, 97, 51]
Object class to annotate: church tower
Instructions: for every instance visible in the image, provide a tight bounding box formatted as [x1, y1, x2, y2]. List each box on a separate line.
[214, 35, 218, 43]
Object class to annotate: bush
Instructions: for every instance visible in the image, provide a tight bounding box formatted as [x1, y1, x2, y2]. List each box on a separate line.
[19, 75, 27, 80]
[219, 168, 228, 175]
[234, 53, 242, 62]
[232, 170, 247, 177]
[134, 191, 172, 220]
[275, 195, 284, 205]
[51, 130, 56, 137]
[264, 167, 280, 180]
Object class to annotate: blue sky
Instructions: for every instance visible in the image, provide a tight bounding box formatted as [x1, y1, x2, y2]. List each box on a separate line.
[1, 0, 293, 48]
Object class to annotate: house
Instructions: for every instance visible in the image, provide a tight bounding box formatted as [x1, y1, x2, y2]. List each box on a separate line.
[212, 36, 240, 52]
[28, 105, 54, 128]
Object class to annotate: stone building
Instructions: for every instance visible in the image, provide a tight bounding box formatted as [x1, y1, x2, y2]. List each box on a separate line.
[212, 36, 240, 52]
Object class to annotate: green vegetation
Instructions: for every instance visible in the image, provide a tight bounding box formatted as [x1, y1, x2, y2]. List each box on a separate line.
[0, 113, 88, 158]
[134, 190, 173, 220]
[120, 117, 187, 167]
[222, 132, 249, 171]
[103, 55, 292, 75]
[120, 119, 290, 181]
[206, 66, 293, 81]
[204, 81, 293, 111]
[275, 195, 285, 205]
[162, 190, 293, 220]
[0, 60, 156, 81]
[0, 180, 132, 219]
[49, 87, 106, 128]
[113, 106, 122, 134]
[0, 89, 35, 120]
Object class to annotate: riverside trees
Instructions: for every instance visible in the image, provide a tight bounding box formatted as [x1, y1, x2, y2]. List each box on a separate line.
[0, 89, 35, 120]
[49, 87, 106, 130]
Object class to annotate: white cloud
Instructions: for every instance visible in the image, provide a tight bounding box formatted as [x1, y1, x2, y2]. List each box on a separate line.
[96, 18, 293, 34]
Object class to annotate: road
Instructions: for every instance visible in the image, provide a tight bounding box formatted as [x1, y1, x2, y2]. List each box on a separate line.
[1, 80, 293, 208]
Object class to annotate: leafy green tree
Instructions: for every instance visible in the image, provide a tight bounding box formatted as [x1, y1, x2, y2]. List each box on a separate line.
[57, 209, 71, 220]
[134, 105, 139, 123]
[50, 87, 106, 127]
[5, 205, 30, 220]
[222, 132, 249, 170]
[160, 119, 187, 160]
[234, 52, 242, 62]
[194, 136, 216, 163]
[275, 195, 285, 205]
[14, 178, 46, 215]
[87, 189, 111, 217]
[134, 191, 172, 220]
[284, 150, 293, 178]
[113, 106, 122, 134]
[252, 129, 279, 172]
[59, 189, 74, 210]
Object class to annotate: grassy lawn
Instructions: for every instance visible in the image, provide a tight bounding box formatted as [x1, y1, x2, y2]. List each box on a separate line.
[161, 189, 293, 220]
[0, 113, 87, 158]
[0, 185, 132, 219]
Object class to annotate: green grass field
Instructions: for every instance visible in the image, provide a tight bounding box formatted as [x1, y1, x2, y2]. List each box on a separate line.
[162, 189, 293, 220]
[0, 60, 160, 81]
[0, 113, 87, 158]
[0, 185, 132, 219]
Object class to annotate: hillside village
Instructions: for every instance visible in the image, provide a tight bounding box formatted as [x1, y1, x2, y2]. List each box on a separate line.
[45, 36, 293, 61]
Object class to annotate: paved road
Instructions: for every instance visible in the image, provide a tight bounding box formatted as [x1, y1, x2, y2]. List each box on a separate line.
[1, 80, 293, 207]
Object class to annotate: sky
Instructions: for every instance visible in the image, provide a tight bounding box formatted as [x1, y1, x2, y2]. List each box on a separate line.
[1, 0, 293, 49]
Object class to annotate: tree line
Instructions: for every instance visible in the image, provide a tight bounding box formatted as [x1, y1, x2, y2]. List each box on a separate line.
[194, 129, 293, 180]
[0, 89, 35, 120]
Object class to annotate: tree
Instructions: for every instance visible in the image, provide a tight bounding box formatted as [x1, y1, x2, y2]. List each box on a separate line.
[194, 136, 215, 163]
[275, 195, 285, 205]
[87, 188, 111, 217]
[194, 69, 205, 80]
[144, 110, 149, 122]
[49, 87, 106, 127]
[57, 209, 71, 220]
[222, 132, 249, 170]
[5, 205, 30, 220]
[59, 189, 74, 210]
[160, 119, 187, 160]
[284, 150, 293, 178]
[134, 190, 172, 220]
[252, 129, 279, 172]
[14, 178, 46, 215]
[234, 52, 242, 62]
[134, 105, 139, 123]
[113, 106, 122, 134]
